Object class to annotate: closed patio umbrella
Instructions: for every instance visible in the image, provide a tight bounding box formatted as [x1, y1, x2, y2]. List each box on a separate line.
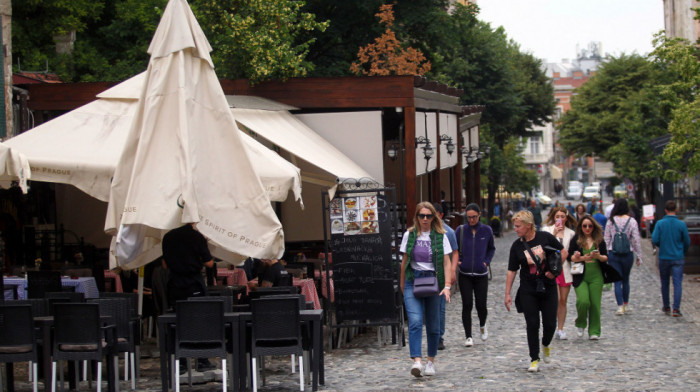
[105, 0, 285, 269]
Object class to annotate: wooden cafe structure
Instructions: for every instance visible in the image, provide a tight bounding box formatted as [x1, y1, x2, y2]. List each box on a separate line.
[8, 75, 485, 267]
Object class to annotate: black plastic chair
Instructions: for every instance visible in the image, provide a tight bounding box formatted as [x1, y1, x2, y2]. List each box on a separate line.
[174, 300, 228, 392]
[89, 298, 137, 390]
[250, 296, 304, 392]
[249, 286, 299, 300]
[51, 303, 115, 392]
[27, 271, 62, 299]
[0, 304, 39, 392]
[188, 295, 233, 313]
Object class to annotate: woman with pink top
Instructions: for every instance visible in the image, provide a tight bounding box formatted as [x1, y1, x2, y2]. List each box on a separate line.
[542, 207, 576, 339]
[604, 199, 643, 315]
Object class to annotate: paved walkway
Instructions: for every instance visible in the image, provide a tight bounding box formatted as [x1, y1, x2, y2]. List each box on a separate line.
[8, 228, 700, 391]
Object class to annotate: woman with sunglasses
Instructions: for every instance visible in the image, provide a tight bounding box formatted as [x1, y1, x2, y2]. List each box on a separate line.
[505, 210, 563, 372]
[568, 215, 608, 340]
[542, 207, 576, 339]
[400, 202, 453, 378]
[454, 203, 495, 347]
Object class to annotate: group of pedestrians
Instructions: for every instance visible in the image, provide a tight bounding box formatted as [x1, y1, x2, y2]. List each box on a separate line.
[400, 196, 690, 377]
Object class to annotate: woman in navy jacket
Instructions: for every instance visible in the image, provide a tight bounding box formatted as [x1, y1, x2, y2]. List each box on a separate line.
[454, 203, 496, 346]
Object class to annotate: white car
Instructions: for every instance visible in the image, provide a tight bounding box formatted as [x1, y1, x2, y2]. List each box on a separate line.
[581, 186, 601, 202]
[535, 192, 552, 209]
[566, 185, 583, 200]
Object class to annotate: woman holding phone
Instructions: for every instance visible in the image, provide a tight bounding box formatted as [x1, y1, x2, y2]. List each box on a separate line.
[568, 215, 608, 340]
[542, 207, 575, 339]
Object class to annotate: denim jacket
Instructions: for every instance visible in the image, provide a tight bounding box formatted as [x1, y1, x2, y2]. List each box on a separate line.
[455, 222, 496, 276]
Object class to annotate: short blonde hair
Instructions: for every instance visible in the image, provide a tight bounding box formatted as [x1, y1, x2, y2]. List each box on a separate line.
[512, 210, 535, 229]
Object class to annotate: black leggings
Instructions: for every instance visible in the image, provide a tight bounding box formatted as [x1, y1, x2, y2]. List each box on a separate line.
[519, 281, 558, 361]
[458, 273, 489, 338]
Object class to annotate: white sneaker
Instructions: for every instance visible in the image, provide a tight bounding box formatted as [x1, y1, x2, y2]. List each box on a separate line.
[528, 360, 540, 372]
[423, 361, 436, 376]
[623, 304, 632, 314]
[465, 337, 474, 347]
[589, 335, 600, 340]
[410, 361, 423, 378]
[542, 345, 552, 363]
[558, 330, 567, 340]
[480, 325, 488, 341]
[615, 306, 625, 315]
[577, 328, 584, 338]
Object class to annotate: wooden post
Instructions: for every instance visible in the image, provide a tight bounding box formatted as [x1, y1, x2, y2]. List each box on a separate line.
[404, 107, 416, 223]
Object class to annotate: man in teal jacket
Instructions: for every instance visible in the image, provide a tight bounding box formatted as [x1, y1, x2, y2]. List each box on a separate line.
[652, 200, 691, 317]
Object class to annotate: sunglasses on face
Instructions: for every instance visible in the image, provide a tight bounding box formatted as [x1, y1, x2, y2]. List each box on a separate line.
[582, 224, 594, 228]
[418, 214, 434, 220]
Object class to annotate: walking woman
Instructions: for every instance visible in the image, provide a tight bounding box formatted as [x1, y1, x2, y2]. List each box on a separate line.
[569, 216, 608, 339]
[575, 203, 587, 222]
[400, 202, 453, 378]
[542, 207, 575, 339]
[455, 203, 495, 347]
[603, 198, 643, 315]
[505, 210, 563, 372]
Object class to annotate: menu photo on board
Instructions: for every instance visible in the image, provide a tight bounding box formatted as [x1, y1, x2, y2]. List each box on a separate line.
[329, 195, 380, 236]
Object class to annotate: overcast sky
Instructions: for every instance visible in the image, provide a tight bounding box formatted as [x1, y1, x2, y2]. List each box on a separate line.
[476, 0, 666, 63]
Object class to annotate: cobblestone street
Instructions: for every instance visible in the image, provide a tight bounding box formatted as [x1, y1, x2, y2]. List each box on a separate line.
[7, 228, 700, 391]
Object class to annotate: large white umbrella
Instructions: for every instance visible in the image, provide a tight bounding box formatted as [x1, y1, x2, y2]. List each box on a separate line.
[105, 0, 285, 269]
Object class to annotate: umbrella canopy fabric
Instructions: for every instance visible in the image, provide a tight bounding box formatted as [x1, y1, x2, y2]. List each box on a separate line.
[0, 72, 301, 205]
[0, 143, 30, 193]
[105, 0, 285, 269]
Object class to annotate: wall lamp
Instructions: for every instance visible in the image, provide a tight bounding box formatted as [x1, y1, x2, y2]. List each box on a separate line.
[415, 136, 434, 161]
[387, 142, 400, 161]
[439, 134, 456, 155]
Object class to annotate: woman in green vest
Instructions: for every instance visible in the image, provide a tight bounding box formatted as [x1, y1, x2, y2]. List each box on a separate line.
[400, 201, 453, 378]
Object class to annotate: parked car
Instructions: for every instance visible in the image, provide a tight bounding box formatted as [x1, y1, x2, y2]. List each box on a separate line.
[680, 211, 700, 273]
[581, 186, 601, 202]
[591, 181, 602, 193]
[566, 184, 583, 200]
[535, 192, 552, 209]
[614, 185, 627, 199]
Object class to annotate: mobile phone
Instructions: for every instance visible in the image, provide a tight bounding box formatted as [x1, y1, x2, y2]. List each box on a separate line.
[556, 218, 563, 227]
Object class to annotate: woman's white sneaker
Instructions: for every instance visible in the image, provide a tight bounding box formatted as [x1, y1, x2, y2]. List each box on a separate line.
[577, 328, 585, 337]
[423, 361, 436, 376]
[480, 325, 488, 341]
[410, 362, 423, 377]
[465, 337, 474, 347]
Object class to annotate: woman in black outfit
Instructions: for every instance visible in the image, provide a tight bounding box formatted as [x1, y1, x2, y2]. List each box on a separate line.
[504, 210, 563, 373]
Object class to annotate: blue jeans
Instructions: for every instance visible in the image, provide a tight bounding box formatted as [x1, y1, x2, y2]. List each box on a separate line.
[404, 273, 441, 359]
[659, 259, 684, 310]
[608, 252, 634, 305]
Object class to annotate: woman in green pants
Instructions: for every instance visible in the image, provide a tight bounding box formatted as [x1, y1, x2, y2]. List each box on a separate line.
[568, 215, 608, 340]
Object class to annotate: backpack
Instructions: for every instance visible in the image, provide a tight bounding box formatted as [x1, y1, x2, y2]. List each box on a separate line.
[611, 217, 632, 255]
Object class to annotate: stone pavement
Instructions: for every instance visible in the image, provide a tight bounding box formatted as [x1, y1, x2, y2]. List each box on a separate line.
[7, 229, 700, 391]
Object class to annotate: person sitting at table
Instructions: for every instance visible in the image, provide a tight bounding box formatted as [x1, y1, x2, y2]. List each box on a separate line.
[247, 258, 290, 291]
[242, 257, 262, 281]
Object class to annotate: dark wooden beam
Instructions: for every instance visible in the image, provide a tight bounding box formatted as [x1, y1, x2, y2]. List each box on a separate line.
[404, 107, 417, 224]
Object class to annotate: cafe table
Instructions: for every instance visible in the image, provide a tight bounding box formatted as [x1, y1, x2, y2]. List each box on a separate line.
[157, 308, 324, 392]
[216, 268, 248, 288]
[2, 276, 100, 300]
[293, 278, 321, 310]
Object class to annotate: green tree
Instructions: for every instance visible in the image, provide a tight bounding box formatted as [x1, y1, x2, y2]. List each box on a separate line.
[13, 0, 327, 84]
[649, 33, 700, 180]
[558, 54, 668, 201]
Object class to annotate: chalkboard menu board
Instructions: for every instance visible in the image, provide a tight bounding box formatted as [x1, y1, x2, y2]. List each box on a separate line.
[330, 192, 397, 322]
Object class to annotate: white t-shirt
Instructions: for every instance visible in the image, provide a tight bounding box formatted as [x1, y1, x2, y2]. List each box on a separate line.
[400, 230, 453, 271]
[604, 203, 614, 218]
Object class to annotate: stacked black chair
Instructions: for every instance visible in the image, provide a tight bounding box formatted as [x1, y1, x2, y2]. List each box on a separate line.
[89, 298, 137, 390]
[51, 303, 115, 392]
[0, 304, 39, 392]
[45, 292, 85, 316]
[250, 296, 304, 392]
[173, 300, 228, 392]
[188, 295, 233, 313]
[27, 271, 62, 299]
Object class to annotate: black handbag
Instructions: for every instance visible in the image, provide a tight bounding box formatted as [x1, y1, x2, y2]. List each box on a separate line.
[543, 245, 563, 278]
[413, 276, 439, 298]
